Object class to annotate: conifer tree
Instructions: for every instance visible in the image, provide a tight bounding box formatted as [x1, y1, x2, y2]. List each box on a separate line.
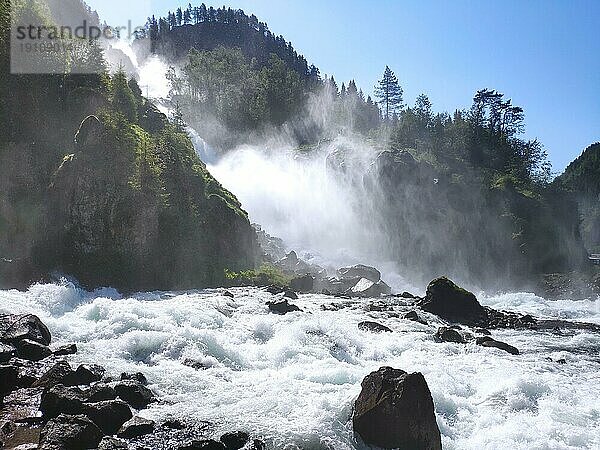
[374, 66, 403, 121]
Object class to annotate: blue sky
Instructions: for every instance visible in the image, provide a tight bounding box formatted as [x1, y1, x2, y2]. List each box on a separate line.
[87, 0, 600, 172]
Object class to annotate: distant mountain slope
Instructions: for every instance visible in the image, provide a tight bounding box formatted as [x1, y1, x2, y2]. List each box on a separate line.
[556, 142, 600, 252]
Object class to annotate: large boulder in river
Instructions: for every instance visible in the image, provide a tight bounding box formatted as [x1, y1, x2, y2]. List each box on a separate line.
[39, 414, 103, 450]
[0, 314, 51, 346]
[349, 278, 391, 297]
[418, 277, 485, 324]
[353, 367, 441, 449]
[338, 264, 381, 283]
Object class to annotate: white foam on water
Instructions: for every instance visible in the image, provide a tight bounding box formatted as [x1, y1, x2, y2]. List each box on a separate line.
[2, 284, 599, 449]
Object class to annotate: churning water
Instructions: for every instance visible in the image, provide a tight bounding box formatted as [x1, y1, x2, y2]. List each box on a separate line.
[1, 282, 599, 449]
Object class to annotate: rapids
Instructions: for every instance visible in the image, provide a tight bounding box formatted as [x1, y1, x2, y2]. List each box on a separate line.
[1, 282, 599, 449]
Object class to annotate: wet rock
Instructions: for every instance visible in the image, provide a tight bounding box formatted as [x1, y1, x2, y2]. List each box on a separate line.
[418, 277, 485, 324]
[0, 365, 19, 399]
[223, 291, 235, 298]
[63, 364, 105, 386]
[266, 299, 301, 315]
[120, 371, 148, 385]
[434, 327, 465, 343]
[117, 416, 155, 438]
[114, 380, 155, 409]
[162, 418, 186, 429]
[557, 358, 567, 364]
[33, 361, 74, 389]
[183, 359, 212, 370]
[98, 436, 129, 450]
[0, 420, 16, 447]
[40, 385, 85, 419]
[220, 431, 249, 449]
[16, 339, 52, 361]
[0, 342, 15, 363]
[474, 328, 491, 335]
[349, 278, 392, 297]
[84, 399, 132, 434]
[53, 344, 77, 356]
[338, 264, 381, 283]
[250, 440, 266, 450]
[358, 321, 392, 333]
[353, 366, 442, 450]
[39, 414, 103, 450]
[476, 336, 519, 355]
[283, 290, 299, 300]
[290, 274, 315, 292]
[403, 311, 427, 325]
[84, 383, 117, 402]
[179, 440, 226, 450]
[266, 285, 284, 295]
[0, 314, 51, 346]
[398, 291, 417, 299]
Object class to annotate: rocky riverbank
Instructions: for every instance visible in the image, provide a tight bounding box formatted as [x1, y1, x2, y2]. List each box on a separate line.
[0, 314, 265, 450]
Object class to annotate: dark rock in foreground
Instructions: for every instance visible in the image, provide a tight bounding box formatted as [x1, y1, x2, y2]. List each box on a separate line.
[84, 399, 132, 435]
[353, 366, 441, 450]
[358, 321, 392, 333]
[114, 380, 155, 409]
[220, 430, 249, 449]
[63, 364, 105, 386]
[39, 414, 103, 450]
[0, 314, 51, 346]
[53, 344, 77, 357]
[16, 339, 52, 361]
[117, 416, 155, 438]
[434, 327, 465, 343]
[40, 384, 85, 419]
[418, 277, 485, 324]
[266, 299, 301, 314]
[476, 336, 519, 355]
[404, 311, 427, 325]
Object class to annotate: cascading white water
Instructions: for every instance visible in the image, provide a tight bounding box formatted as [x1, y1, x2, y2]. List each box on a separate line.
[1, 283, 599, 449]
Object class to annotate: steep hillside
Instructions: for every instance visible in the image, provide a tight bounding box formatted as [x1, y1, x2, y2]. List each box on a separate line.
[0, 0, 259, 291]
[556, 142, 600, 252]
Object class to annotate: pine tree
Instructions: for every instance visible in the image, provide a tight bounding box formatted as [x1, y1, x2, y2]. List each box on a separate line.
[374, 66, 403, 121]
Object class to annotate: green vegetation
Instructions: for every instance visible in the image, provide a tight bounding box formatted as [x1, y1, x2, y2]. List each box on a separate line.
[224, 264, 291, 288]
[0, 0, 258, 290]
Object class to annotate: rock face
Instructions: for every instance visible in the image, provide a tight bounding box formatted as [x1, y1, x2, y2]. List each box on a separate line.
[418, 277, 485, 324]
[39, 414, 103, 450]
[353, 367, 442, 450]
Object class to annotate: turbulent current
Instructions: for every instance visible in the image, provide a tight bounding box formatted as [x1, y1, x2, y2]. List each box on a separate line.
[1, 283, 599, 449]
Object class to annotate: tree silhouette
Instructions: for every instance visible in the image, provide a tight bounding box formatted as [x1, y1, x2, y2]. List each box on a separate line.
[375, 66, 403, 121]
